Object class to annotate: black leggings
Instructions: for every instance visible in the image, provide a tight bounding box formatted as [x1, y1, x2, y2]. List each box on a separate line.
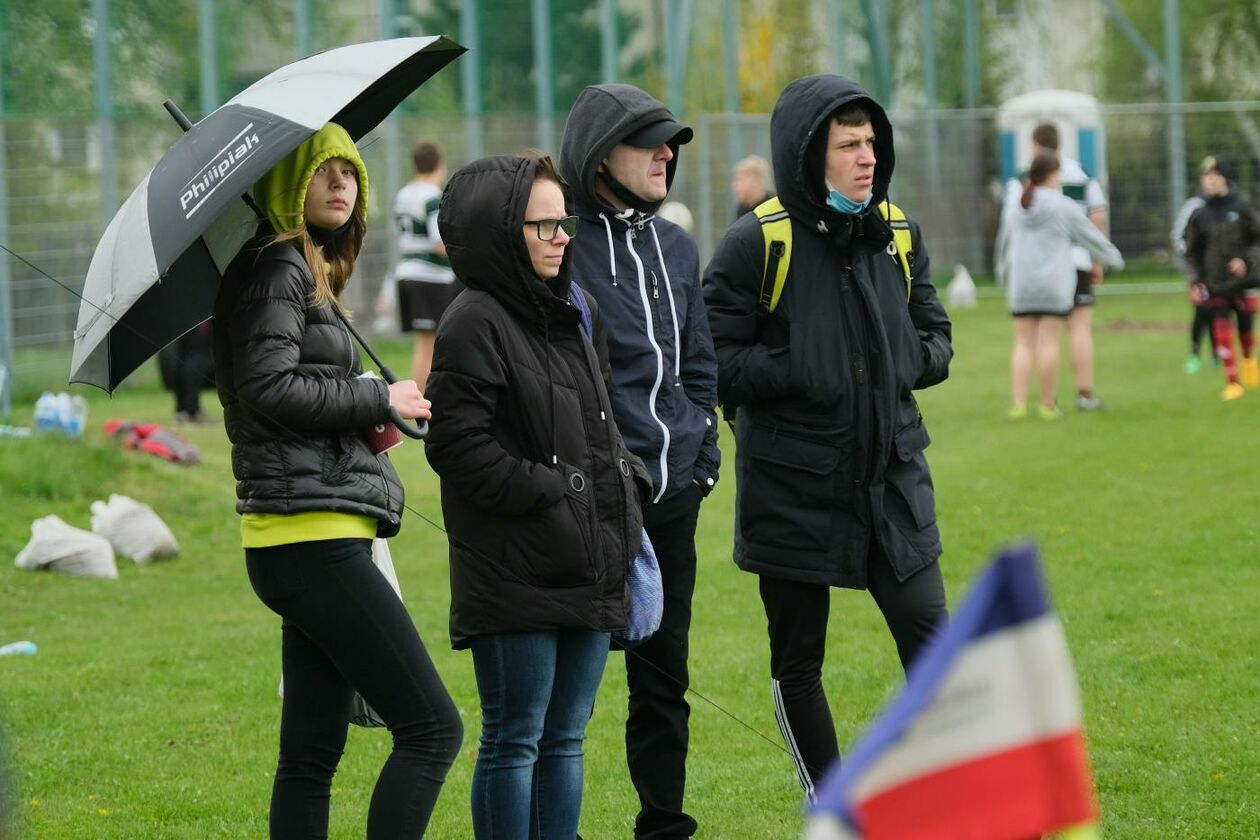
[246, 538, 462, 839]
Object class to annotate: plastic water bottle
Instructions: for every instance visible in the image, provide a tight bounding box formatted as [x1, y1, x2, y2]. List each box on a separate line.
[65, 394, 88, 438]
[33, 392, 59, 435]
[0, 640, 37, 656]
[53, 392, 71, 436]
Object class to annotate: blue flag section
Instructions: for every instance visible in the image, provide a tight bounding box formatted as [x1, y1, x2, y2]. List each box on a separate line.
[807, 545, 1099, 840]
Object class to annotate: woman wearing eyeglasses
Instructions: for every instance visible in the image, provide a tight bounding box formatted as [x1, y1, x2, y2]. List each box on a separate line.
[424, 152, 650, 839]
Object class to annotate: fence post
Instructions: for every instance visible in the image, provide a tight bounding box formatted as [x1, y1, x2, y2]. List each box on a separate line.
[1164, 0, 1185, 217]
[600, 0, 618, 83]
[198, 0, 218, 117]
[532, 0, 555, 152]
[294, 0, 312, 58]
[0, 5, 11, 415]
[722, 0, 741, 170]
[460, 0, 482, 161]
[92, 0, 117, 233]
[379, 0, 402, 300]
[697, 113, 715, 267]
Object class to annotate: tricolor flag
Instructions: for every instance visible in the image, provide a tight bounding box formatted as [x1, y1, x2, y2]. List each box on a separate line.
[807, 545, 1099, 840]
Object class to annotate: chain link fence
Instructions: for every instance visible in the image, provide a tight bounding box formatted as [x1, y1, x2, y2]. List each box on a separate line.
[4, 101, 1260, 403]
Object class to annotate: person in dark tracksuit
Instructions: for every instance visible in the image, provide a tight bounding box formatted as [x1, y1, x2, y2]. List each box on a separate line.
[703, 75, 952, 801]
[559, 85, 720, 840]
[425, 153, 649, 839]
[1183, 154, 1260, 400]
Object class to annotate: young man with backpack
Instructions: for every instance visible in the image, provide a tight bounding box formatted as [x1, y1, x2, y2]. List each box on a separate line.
[703, 75, 953, 800]
[559, 84, 719, 839]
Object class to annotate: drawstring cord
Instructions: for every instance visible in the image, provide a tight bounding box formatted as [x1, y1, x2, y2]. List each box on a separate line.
[598, 212, 618, 287]
[649, 221, 683, 382]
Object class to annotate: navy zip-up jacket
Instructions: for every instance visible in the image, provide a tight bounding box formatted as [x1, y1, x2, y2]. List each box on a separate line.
[560, 85, 720, 503]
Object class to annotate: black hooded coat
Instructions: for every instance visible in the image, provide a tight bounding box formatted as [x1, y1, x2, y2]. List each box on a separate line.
[703, 75, 953, 589]
[424, 155, 650, 648]
[1183, 190, 1260, 296]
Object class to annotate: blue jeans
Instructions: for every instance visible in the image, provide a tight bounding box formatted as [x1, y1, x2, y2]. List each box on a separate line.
[470, 630, 611, 839]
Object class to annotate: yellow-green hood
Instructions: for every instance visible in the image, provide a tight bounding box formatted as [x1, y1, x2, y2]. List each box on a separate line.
[252, 122, 369, 234]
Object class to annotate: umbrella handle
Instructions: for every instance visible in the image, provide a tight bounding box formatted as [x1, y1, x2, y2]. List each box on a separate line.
[332, 308, 429, 440]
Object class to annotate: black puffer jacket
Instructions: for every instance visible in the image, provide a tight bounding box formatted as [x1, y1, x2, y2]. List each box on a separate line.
[213, 236, 404, 536]
[425, 156, 650, 649]
[704, 75, 952, 589]
[1184, 191, 1260, 295]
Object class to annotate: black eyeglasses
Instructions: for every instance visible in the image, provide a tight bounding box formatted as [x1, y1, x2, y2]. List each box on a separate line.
[524, 215, 579, 241]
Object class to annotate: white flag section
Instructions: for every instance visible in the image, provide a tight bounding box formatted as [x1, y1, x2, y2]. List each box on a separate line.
[807, 545, 1100, 840]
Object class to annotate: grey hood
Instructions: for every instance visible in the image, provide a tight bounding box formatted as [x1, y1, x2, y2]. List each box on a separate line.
[559, 84, 688, 216]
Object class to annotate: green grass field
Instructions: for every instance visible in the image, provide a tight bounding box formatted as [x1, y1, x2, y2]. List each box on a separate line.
[2, 291, 1258, 838]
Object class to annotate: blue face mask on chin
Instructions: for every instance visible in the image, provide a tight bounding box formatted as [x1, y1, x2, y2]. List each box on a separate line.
[826, 183, 873, 215]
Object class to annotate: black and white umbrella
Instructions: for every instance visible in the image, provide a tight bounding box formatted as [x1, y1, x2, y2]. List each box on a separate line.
[70, 36, 464, 393]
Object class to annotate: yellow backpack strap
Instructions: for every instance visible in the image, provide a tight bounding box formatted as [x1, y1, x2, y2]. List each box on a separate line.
[879, 199, 914, 300]
[753, 196, 792, 314]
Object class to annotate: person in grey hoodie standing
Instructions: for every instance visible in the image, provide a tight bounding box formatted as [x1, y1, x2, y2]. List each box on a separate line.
[559, 84, 720, 840]
[995, 151, 1123, 419]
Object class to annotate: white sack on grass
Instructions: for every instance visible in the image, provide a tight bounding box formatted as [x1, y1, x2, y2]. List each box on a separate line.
[15, 515, 118, 579]
[947, 263, 978, 309]
[90, 493, 179, 565]
[279, 538, 400, 728]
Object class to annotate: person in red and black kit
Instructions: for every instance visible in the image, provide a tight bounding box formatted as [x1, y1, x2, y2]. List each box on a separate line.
[1184, 154, 1260, 401]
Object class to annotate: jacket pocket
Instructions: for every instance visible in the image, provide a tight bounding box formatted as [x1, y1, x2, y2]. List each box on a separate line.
[887, 422, 936, 529]
[739, 424, 845, 552]
[502, 466, 596, 587]
[893, 417, 931, 460]
[319, 434, 354, 486]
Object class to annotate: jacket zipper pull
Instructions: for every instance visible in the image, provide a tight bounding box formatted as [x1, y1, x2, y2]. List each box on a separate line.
[651, 270, 659, 299]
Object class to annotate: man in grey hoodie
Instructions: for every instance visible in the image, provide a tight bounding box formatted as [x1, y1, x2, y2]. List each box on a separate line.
[560, 84, 719, 840]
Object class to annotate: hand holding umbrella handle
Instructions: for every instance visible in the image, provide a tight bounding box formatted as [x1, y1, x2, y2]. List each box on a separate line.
[332, 310, 428, 440]
[381, 369, 430, 440]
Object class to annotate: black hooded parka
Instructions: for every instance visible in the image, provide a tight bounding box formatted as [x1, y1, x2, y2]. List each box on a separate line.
[425, 156, 650, 648]
[1184, 190, 1260, 296]
[703, 75, 953, 590]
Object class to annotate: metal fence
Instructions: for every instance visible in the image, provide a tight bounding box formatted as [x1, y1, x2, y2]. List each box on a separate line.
[3, 100, 1260, 405]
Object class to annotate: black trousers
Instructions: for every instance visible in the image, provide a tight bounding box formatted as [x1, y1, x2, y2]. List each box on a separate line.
[759, 549, 946, 799]
[624, 484, 702, 838]
[246, 538, 463, 840]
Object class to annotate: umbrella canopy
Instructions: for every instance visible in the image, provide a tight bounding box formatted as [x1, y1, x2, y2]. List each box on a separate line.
[70, 36, 464, 392]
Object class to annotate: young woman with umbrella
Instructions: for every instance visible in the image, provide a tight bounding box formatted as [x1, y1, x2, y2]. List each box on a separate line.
[212, 122, 462, 838]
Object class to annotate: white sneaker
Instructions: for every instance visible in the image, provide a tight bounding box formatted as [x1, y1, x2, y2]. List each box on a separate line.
[1076, 395, 1104, 411]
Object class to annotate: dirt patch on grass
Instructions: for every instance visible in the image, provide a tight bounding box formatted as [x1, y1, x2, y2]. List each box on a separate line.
[1099, 318, 1182, 334]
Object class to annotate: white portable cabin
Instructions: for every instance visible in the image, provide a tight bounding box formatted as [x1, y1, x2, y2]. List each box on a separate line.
[997, 89, 1107, 193]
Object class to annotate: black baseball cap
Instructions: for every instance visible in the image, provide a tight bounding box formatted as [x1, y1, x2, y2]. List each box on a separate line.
[623, 118, 694, 149]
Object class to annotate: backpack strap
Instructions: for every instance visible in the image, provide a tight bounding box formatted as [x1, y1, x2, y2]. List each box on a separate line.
[754, 197, 792, 314]
[878, 199, 914, 300]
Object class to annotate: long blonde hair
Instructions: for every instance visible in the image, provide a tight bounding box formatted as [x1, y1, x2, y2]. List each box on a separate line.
[270, 200, 367, 313]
